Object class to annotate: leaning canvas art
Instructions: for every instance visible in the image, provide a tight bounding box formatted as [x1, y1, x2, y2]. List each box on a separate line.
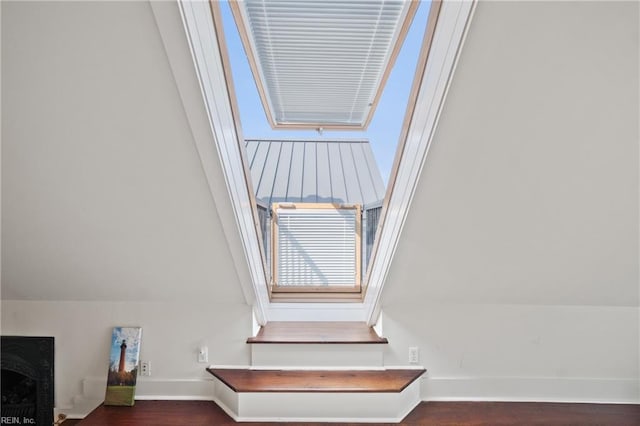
[104, 327, 142, 406]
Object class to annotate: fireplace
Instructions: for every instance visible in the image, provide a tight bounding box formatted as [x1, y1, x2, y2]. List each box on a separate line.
[1, 336, 54, 426]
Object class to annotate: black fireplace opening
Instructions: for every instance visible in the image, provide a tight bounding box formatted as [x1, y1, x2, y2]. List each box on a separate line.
[1, 336, 54, 426]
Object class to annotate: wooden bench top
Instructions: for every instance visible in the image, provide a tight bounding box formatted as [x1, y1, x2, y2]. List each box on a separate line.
[207, 368, 425, 393]
[246, 321, 388, 344]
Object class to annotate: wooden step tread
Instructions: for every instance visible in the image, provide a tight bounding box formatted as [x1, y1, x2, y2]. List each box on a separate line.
[247, 321, 388, 344]
[207, 368, 425, 393]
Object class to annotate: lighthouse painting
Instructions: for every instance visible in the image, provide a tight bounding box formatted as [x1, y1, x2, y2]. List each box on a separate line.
[104, 326, 142, 406]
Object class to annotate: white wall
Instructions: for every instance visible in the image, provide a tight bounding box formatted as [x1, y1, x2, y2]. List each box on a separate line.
[637, 0, 640, 407]
[1, 0, 253, 410]
[1, 301, 252, 409]
[381, 0, 639, 403]
[1, 0, 3, 302]
[1, 0, 245, 303]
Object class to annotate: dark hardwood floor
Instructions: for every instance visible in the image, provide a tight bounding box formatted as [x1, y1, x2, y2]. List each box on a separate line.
[71, 400, 640, 425]
[206, 368, 425, 392]
[403, 401, 640, 425]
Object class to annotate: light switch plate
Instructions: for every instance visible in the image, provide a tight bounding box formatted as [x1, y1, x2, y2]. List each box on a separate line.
[198, 346, 208, 363]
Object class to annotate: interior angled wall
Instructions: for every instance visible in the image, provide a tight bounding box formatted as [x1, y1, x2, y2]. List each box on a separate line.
[1, 0, 253, 410]
[381, 0, 639, 403]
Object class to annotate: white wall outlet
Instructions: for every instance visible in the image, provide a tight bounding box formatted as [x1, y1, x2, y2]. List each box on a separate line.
[140, 360, 151, 376]
[198, 346, 208, 363]
[408, 347, 419, 364]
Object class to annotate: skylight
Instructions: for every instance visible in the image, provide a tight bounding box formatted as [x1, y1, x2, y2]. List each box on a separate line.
[217, 1, 432, 300]
[220, 1, 432, 184]
[230, 0, 418, 130]
[174, 0, 476, 321]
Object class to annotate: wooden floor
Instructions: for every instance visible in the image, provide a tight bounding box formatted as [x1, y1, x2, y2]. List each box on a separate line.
[247, 321, 388, 344]
[207, 368, 425, 392]
[73, 400, 640, 425]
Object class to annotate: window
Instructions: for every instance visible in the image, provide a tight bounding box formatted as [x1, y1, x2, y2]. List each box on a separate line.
[178, 0, 472, 315]
[272, 203, 361, 293]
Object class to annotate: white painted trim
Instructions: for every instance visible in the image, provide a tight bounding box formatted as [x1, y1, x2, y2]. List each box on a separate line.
[207, 364, 251, 369]
[421, 377, 640, 404]
[210, 393, 239, 422]
[209, 364, 425, 371]
[364, 1, 477, 324]
[232, 414, 410, 423]
[251, 309, 261, 336]
[135, 378, 215, 399]
[373, 311, 384, 336]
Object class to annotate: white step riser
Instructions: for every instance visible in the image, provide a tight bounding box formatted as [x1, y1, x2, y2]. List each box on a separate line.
[212, 377, 421, 423]
[250, 343, 385, 368]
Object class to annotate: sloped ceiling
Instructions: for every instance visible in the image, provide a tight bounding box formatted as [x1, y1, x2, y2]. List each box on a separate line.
[1, 1, 246, 302]
[6, 0, 635, 314]
[382, 0, 638, 306]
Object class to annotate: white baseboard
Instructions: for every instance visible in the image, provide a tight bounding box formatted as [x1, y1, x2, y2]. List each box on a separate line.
[421, 376, 640, 404]
[64, 377, 216, 418]
[135, 378, 215, 400]
[78, 376, 215, 400]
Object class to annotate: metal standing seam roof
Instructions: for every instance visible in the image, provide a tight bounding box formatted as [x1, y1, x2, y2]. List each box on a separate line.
[230, 0, 418, 130]
[245, 139, 385, 207]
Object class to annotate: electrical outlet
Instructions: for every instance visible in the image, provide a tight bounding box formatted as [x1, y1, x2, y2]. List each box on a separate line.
[409, 347, 419, 364]
[198, 346, 208, 363]
[140, 361, 151, 376]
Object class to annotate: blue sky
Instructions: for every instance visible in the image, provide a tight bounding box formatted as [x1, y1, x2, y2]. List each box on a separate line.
[219, 1, 432, 184]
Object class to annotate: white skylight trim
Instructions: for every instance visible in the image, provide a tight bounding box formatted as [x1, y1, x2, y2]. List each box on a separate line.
[163, 0, 476, 323]
[363, 0, 478, 324]
[231, 0, 417, 129]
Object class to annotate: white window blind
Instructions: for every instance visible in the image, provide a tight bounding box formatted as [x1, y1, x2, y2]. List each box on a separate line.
[230, 0, 418, 128]
[276, 207, 359, 287]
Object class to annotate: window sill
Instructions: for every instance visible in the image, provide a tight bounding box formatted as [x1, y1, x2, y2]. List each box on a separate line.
[269, 290, 364, 303]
